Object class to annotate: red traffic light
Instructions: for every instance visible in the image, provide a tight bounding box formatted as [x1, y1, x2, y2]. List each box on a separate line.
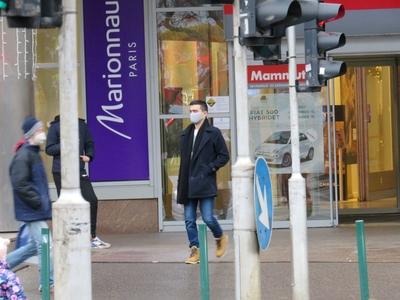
[317, 3, 345, 27]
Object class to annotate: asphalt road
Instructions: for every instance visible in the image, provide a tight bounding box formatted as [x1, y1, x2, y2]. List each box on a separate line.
[17, 261, 400, 300]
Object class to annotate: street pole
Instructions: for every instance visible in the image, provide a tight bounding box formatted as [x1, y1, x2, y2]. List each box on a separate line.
[286, 26, 310, 300]
[52, 0, 92, 299]
[232, 1, 261, 299]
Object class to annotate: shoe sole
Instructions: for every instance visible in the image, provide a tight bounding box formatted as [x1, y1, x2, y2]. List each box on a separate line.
[91, 244, 111, 249]
[185, 260, 200, 264]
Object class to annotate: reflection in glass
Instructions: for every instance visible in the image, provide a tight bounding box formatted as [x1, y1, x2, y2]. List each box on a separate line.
[37, 29, 59, 64]
[157, 0, 205, 8]
[249, 91, 333, 221]
[34, 69, 59, 176]
[34, 69, 85, 181]
[334, 65, 396, 208]
[158, 8, 231, 223]
[266, 131, 290, 144]
[157, 10, 228, 114]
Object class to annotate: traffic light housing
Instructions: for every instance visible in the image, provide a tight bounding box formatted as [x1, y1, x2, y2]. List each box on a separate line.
[239, 0, 319, 64]
[303, 1, 346, 90]
[3, 0, 62, 28]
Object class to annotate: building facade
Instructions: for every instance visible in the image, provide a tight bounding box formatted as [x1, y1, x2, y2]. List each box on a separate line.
[0, 0, 399, 233]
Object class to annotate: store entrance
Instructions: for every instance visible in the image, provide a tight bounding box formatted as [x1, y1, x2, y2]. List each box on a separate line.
[334, 61, 399, 211]
[155, 5, 234, 230]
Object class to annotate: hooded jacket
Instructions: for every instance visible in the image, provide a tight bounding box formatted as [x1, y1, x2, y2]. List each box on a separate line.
[9, 143, 52, 222]
[45, 115, 95, 174]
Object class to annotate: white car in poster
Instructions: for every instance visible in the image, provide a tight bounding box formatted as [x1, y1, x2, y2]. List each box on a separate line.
[254, 130, 315, 167]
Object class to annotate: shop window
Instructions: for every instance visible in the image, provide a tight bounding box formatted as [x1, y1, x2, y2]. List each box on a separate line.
[157, 11, 228, 113]
[248, 91, 334, 221]
[34, 68, 59, 176]
[334, 64, 397, 209]
[36, 29, 59, 64]
[34, 29, 85, 181]
[157, 0, 206, 8]
[157, 9, 232, 222]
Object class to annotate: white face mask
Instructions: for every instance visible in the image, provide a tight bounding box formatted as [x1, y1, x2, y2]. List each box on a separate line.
[190, 111, 203, 124]
[32, 132, 47, 145]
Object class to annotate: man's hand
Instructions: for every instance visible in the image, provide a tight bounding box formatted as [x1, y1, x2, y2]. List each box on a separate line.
[80, 155, 91, 163]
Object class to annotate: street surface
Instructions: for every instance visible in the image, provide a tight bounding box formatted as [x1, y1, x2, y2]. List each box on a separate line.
[11, 223, 400, 299]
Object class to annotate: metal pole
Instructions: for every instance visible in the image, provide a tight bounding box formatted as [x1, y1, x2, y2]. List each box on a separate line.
[52, 0, 92, 299]
[232, 1, 261, 299]
[199, 224, 210, 300]
[40, 228, 50, 300]
[356, 220, 370, 300]
[287, 26, 310, 300]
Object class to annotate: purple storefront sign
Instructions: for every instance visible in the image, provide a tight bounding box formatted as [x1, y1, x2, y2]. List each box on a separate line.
[83, 0, 149, 181]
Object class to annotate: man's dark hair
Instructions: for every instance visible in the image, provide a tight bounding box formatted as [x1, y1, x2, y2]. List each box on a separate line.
[189, 100, 208, 112]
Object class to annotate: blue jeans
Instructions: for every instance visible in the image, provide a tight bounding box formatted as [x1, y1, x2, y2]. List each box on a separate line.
[7, 221, 54, 286]
[184, 197, 223, 248]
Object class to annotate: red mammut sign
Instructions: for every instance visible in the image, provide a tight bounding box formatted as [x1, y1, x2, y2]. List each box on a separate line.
[247, 64, 306, 88]
[325, 0, 400, 10]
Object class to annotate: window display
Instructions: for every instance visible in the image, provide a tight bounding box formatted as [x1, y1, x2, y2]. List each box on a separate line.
[157, 9, 232, 222]
[249, 91, 334, 221]
[34, 30, 85, 181]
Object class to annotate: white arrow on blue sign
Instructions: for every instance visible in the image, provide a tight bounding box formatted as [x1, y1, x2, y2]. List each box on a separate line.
[253, 156, 274, 250]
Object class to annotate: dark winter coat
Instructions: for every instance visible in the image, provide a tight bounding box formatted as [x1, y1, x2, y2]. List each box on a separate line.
[45, 115, 94, 175]
[9, 144, 52, 222]
[177, 119, 229, 204]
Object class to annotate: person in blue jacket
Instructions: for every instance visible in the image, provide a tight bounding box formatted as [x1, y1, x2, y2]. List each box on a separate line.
[177, 100, 230, 264]
[7, 116, 54, 290]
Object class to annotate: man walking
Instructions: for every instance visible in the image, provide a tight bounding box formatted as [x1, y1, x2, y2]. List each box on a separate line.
[177, 100, 230, 264]
[7, 116, 54, 289]
[45, 115, 110, 249]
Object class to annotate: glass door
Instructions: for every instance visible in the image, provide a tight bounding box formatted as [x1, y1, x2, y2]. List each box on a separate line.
[334, 61, 399, 211]
[155, 5, 234, 229]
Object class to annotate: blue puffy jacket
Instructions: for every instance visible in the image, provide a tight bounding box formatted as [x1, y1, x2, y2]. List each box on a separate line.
[9, 143, 52, 222]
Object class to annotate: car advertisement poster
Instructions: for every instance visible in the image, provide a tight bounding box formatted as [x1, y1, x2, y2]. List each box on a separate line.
[249, 93, 324, 174]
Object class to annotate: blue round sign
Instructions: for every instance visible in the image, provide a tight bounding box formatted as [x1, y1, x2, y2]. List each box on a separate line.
[254, 157, 274, 250]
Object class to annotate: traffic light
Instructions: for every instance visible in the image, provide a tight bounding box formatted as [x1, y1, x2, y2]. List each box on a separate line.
[303, 1, 346, 90]
[239, 0, 319, 64]
[5, 0, 62, 28]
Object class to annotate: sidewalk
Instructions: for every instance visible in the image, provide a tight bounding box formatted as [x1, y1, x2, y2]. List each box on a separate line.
[3, 222, 399, 263]
[11, 222, 400, 300]
[91, 222, 400, 264]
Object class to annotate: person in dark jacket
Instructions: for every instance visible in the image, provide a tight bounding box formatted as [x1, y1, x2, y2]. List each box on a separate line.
[177, 100, 230, 264]
[7, 116, 54, 289]
[45, 115, 110, 249]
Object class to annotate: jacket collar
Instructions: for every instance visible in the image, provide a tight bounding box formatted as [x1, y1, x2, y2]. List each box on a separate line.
[182, 118, 212, 136]
[190, 119, 212, 161]
[23, 143, 41, 152]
